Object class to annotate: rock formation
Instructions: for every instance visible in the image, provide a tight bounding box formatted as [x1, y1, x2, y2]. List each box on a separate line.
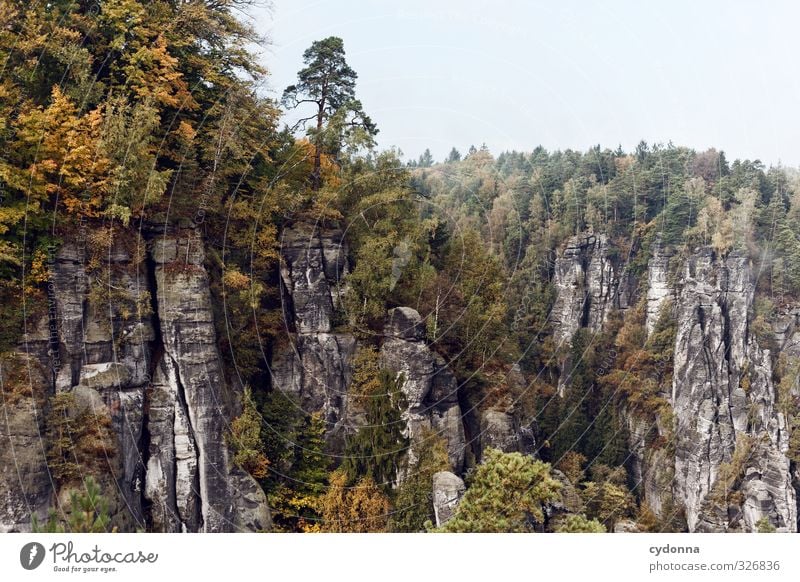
[1, 229, 269, 532]
[551, 233, 618, 347]
[271, 223, 357, 443]
[671, 249, 795, 531]
[380, 307, 466, 474]
[432, 471, 465, 527]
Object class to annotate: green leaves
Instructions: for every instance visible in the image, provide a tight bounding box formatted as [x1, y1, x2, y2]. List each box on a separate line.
[440, 449, 561, 533]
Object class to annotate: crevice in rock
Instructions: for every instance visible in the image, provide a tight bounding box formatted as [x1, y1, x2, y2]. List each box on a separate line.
[44, 275, 61, 390]
[171, 353, 203, 531]
[719, 296, 732, 373]
[138, 247, 162, 531]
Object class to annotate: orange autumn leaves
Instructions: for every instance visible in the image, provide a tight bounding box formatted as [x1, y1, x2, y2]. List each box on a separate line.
[9, 86, 177, 223]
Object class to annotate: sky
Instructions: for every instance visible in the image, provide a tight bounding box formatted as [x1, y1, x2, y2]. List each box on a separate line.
[249, 0, 800, 166]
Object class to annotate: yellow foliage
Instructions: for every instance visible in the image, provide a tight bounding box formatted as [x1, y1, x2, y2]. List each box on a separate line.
[318, 470, 390, 532]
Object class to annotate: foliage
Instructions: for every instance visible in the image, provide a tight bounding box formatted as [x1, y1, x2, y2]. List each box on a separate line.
[318, 470, 390, 532]
[389, 430, 450, 532]
[440, 449, 561, 532]
[580, 465, 636, 530]
[261, 389, 330, 532]
[553, 513, 606, 533]
[756, 517, 777, 533]
[228, 386, 269, 480]
[33, 476, 115, 533]
[282, 36, 377, 189]
[45, 392, 116, 486]
[341, 348, 409, 489]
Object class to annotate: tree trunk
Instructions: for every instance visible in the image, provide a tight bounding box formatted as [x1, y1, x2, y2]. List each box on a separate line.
[312, 102, 324, 191]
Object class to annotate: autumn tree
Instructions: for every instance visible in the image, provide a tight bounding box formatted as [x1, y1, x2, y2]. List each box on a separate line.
[319, 470, 390, 532]
[580, 465, 636, 530]
[228, 387, 269, 480]
[282, 37, 377, 189]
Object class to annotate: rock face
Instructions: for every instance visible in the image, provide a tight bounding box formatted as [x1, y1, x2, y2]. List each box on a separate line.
[432, 471, 465, 527]
[148, 232, 243, 532]
[272, 224, 470, 477]
[671, 249, 795, 532]
[0, 229, 270, 532]
[478, 409, 535, 456]
[551, 234, 625, 395]
[0, 355, 52, 532]
[271, 223, 357, 442]
[51, 236, 153, 528]
[551, 233, 617, 347]
[381, 307, 466, 474]
[646, 244, 674, 336]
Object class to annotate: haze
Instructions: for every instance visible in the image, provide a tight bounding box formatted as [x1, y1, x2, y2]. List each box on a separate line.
[253, 0, 800, 166]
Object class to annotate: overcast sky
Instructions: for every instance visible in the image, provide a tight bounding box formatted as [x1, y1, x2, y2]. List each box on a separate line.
[250, 0, 800, 166]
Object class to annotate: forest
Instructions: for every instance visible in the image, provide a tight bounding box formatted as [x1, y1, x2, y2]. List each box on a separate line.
[1, 0, 799, 534]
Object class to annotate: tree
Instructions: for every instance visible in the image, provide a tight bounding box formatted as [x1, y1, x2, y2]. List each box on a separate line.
[228, 386, 269, 480]
[390, 429, 450, 532]
[318, 470, 390, 532]
[341, 348, 409, 489]
[553, 513, 606, 533]
[418, 148, 434, 167]
[282, 37, 377, 189]
[260, 391, 330, 532]
[581, 465, 636, 530]
[440, 449, 561, 532]
[33, 477, 115, 533]
[446, 147, 462, 163]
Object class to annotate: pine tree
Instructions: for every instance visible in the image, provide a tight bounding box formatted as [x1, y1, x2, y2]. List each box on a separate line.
[282, 37, 377, 189]
[440, 449, 561, 532]
[446, 147, 462, 163]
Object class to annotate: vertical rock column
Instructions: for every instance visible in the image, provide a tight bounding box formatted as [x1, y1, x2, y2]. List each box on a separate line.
[271, 223, 357, 443]
[148, 231, 233, 532]
[671, 249, 796, 531]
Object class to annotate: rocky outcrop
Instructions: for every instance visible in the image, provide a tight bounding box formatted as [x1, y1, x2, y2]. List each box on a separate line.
[646, 244, 674, 336]
[432, 471, 465, 527]
[551, 233, 617, 348]
[478, 409, 535, 457]
[271, 223, 357, 441]
[2, 229, 270, 532]
[671, 249, 796, 532]
[271, 226, 468, 476]
[0, 355, 52, 532]
[543, 469, 583, 526]
[381, 307, 466, 474]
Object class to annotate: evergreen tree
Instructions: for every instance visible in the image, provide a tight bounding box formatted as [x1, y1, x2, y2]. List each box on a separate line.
[446, 147, 462, 163]
[418, 148, 434, 167]
[342, 349, 409, 489]
[282, 37, 377, 189]
[33, 477, 115, 533]
[390, 430, 450, 532]
[440, 449, 561, 532]
[553, 513, 606, 533]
